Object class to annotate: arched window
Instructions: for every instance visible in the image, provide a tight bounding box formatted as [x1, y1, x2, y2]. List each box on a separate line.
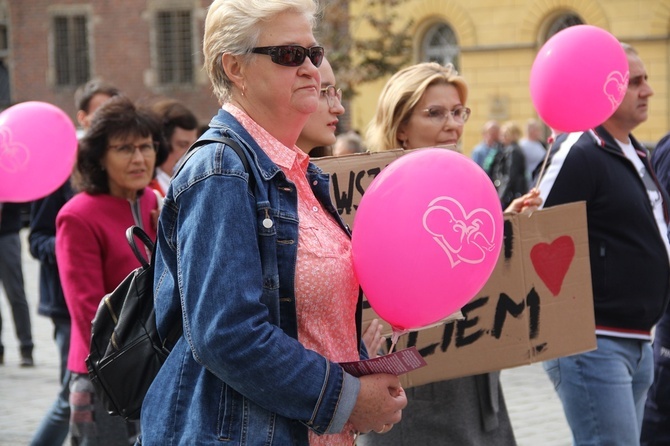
[421, 23, 460, 70]
[545, 13, 584, 41]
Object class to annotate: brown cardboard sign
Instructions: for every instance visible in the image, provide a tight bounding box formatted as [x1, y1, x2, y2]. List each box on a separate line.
[313, 150, 404, 228]
[383, 201, 595, 387]
[313, 152, 596, 388]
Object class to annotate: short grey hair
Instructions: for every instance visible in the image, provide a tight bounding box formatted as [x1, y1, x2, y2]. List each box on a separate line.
[620, 42, 637, 56]
[203, 0, 319, 104]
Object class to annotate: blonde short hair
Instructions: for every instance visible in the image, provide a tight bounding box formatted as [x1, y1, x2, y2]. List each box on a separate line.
[203, 0, 319, 104]
[366, 62, 468, 152]
[501, 121, 522, 144]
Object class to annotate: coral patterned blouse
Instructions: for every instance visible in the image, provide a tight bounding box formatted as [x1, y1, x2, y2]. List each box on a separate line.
[225, 105, 360, 445]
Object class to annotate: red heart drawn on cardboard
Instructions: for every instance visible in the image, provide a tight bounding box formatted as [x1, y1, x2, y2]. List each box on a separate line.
[530, 236, 575, 296]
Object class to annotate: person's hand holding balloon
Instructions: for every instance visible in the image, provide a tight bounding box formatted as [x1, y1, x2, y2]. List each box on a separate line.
[362, 319, 386, 359]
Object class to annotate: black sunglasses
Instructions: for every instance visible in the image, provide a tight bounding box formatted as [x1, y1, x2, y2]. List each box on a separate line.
[251, 45, 324, 67]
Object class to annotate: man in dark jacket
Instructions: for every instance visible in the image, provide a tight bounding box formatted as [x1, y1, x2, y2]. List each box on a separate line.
[27, 181, 75, 445]
[538, 43, 669, 446]
[0, 202, 34, 366]
[27, 78, 119, 446]
[642, 131, 670, 446]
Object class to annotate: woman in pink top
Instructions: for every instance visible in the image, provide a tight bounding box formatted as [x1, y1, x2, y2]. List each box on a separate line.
[296, 57, 344, 156]
[55, 96, 164, 445]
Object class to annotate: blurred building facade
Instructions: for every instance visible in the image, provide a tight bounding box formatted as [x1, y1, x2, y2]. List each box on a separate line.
[349, 0, 670, 151]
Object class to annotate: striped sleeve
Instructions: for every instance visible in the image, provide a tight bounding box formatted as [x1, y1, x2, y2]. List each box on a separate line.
[538, 131, 590, 208]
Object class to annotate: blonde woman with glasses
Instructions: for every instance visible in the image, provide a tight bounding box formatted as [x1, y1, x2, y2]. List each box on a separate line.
[361, 62, 539, 446]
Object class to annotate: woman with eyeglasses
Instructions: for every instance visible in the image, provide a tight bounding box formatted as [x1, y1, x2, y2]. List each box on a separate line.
[138, 1, 407, 445]
[361, 62, 539, 446]
[297, 57, 345, 156]
[55, 95, 166, 445]
[296, 57, 386, 362]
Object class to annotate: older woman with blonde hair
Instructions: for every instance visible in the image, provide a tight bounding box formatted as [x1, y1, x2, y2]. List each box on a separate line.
[138, 1, 406, 445]
[360, 62, 540, 446]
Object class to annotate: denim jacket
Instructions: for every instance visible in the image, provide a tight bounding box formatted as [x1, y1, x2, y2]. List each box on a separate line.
[140, 109, 361, 445]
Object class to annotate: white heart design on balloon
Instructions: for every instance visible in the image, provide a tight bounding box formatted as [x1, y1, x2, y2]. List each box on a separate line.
[0, 127, 30, 173]
[423, 196, 497, 268]
[604, 70, 629, 110]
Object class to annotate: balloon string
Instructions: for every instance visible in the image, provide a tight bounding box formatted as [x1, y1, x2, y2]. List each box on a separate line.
[389, 328, 408, 354]
[533, 132, 555, 191]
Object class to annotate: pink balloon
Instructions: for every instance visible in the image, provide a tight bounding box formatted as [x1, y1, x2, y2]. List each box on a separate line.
[530, 25, 629, 133]
[0, 101, 77, 202]
[351, 149, 503, 331]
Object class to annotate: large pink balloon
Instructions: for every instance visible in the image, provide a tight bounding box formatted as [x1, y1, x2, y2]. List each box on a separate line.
[0, 101, 77, 202]
[352, 149, 503, 331]
[530, 25, 629, 133]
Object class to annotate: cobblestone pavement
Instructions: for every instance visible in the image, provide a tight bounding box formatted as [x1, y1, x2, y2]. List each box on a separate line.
[0, 229, 572, 445]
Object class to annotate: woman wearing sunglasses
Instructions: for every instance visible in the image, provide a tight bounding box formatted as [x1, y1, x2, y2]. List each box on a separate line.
[360, 62, 540, 446]
[138, 1, 406, 445]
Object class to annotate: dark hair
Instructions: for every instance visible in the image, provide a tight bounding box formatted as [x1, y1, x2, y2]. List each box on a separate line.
[308, 146, 332, 157]
[73, 96, 167, 194]
[74, 79, 121, 113]
[150, 98, 199, 154]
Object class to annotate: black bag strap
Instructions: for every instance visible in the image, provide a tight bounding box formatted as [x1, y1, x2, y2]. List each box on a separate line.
[150, 136, 256, 351]
[174, 135, 256, 193]
[126, 226, 154, 268]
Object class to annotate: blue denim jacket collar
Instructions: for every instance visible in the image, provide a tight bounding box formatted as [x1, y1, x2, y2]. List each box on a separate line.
[208, 108, 349, 234]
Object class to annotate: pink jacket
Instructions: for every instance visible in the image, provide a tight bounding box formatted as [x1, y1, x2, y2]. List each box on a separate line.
[56, 189, 158, 373]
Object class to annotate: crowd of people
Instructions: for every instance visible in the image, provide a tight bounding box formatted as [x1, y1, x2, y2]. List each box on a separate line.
[1, 0, 669, 445]
[471, 119, 547, 210]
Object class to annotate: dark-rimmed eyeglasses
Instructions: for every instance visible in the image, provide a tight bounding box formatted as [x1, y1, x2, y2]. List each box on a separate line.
[320, 85, 342, 108]
[421, 106, 471, 125]
[251, 45, 324, 67]
[108, 142, 158, 160]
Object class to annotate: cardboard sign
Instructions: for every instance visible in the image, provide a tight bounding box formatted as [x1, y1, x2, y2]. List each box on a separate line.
[313, 152, 596, 388]
[314, 149, 404, 228]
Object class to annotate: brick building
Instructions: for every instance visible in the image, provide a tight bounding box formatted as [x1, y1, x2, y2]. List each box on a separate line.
[1, 0, 218, 127]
